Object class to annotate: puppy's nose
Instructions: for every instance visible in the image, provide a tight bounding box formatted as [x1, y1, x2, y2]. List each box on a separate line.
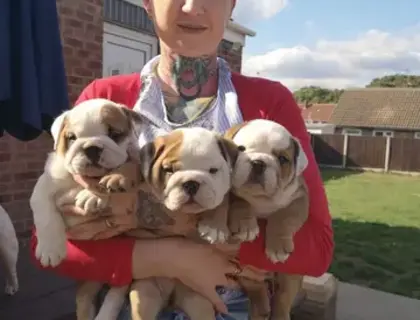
[251, 160, 266, 175]
[182, 180, 200, 196]
[84, 146, 103, 164]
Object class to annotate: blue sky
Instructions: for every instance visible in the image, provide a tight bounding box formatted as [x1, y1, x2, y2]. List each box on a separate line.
[234, 0, 420, 90]
[245, 0, 420, 54]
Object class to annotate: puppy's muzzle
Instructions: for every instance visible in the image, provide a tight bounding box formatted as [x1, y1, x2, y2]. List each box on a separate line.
[182, 180, 200, 196]
[83, 145, 103, 165]
[251, 160, 266, 175]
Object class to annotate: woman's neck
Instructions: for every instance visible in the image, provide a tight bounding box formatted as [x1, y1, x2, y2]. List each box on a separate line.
[157, 45, 219, 101]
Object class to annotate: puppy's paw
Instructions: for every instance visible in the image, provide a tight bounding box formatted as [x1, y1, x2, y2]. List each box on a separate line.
[230, 217, 259, 242]
[4, 282, 19, 296]
[99, 173, 134, 193]
[265, 237, 294, 263]
[75, 189, 107, 213]
[35, 237, 67, 267]
[198, 220, 229, 244]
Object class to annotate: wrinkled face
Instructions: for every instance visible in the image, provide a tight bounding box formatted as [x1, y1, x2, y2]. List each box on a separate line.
[227, 120, 308, 201]
[52, 99, 141, 177]
[143, 0, 235, 57]
[139, 127, 238, 214]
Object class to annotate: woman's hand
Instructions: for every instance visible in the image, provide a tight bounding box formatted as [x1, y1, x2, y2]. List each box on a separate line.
[61, 205, 137, 240]
[136, 238, 266, 314]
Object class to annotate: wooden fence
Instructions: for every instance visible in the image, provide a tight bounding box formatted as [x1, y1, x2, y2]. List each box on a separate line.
[311, 134, 420, 173]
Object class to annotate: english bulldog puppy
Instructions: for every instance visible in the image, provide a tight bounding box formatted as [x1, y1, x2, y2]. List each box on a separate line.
[0, 205, 19, 296]
[30, 98, 141, 268]
[224, 119, 310, 320]
[29, 99, 142, 320]
[126, 127, 240, 320]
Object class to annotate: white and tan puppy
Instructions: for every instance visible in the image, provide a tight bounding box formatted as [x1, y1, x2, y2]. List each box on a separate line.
[0, 205, 19, 296]
[138, 126, 239, 243]
[127, 127, 240, 320]
[224, 119, 309, 320]
[30, 98, 141, 268]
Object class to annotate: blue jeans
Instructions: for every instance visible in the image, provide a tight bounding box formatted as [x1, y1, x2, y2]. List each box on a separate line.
[96, 286, 250, 320]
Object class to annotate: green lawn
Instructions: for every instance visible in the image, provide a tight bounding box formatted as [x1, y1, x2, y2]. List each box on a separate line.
[322, 169, 420, 299]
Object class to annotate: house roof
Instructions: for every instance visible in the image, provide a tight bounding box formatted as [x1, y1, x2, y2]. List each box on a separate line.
[330, 88, 420, 130]
[299, 103, 336, 122]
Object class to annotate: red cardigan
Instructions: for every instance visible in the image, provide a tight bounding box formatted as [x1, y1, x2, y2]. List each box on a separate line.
[30, 72, 334, 286]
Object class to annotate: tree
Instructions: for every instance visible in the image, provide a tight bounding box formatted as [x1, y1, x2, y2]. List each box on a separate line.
[366, 74, 420, 88]
[293, 86, 344, 104]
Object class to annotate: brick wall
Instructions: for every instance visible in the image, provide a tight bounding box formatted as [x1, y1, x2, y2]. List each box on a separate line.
[218, 39, 243, 73]
[58, 0, 104, 104]
[0, 0, 104, 236]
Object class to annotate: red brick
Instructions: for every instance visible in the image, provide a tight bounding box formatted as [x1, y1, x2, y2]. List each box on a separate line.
[14, 171, 39, 182]
[0, 153, 11, 162]
[0, 194, 12, 203]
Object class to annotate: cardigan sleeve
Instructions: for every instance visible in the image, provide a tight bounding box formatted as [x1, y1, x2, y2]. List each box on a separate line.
[238, 84, 334, 277]
[29, 80, 136, 286]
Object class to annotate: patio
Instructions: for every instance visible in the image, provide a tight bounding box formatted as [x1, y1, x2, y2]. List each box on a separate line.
[1, 239, 420, 320]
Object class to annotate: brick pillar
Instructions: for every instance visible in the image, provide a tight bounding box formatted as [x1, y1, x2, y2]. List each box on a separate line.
[57, 0, 104, 104]
[0, 0, 104, 237]
[218, 39, 243, 73]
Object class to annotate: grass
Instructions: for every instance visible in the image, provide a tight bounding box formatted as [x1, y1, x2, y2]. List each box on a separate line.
[322, 169, 420, 299]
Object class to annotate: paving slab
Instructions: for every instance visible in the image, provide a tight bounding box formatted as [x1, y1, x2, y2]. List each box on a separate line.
[0, 241, 76, 320]
[337, 282, 420, 320]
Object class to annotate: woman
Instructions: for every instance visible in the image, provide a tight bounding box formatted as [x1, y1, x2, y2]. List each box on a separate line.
[30, 0, 333, 318]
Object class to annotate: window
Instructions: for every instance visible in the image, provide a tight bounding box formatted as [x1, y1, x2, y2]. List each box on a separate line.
[414, 132, 420, 139]
[342, 128, 362, 136]
[372, 130, 394, 138]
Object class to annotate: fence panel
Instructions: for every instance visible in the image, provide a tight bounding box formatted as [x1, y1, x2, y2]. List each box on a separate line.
[346, 136, 386, 169]
[312, 134, 344, 166]
[389, 138, 420, 172]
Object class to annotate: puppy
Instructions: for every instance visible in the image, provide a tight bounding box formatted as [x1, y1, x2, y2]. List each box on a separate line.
[224, 119, 309, 320]
[0, 205, 19, 296]
[126, 127, 240, 320]
[29, 99, 142, 319]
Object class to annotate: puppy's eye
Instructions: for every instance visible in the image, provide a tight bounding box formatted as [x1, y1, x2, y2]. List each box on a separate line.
[108, 128, 124, 142]
[162, 166, 174, 174]
[238, 145, 246, 152]
[209, 168, 218, 174]
[66, 133, 76, 141]
[278, 155, 290, 165]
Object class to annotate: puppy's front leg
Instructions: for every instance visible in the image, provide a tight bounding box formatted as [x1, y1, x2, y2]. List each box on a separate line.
[174, 282, 215, 320]
[30, 173, 68, 267]
[98, 161, 140, 193]
[228, 193, 259, 242]
[129, 278, 174, 320]
[198, 194, 230, 244]
[75, 189, 109, 214]
[265, 193, 309, 263]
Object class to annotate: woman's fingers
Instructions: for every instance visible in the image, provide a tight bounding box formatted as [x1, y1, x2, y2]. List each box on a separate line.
[187, 282, 228, 314]
[224, 260, 267, 283]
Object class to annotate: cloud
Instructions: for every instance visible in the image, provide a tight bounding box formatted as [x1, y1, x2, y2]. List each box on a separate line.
[232, 0, 289, 23]
[242, 26, 420, 90]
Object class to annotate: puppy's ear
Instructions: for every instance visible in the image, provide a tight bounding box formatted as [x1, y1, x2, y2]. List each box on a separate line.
[51, 111, 69, 150]
[138, 139, 165, 183]
[292, 138, 308, 176]
[121, 107, 143, 125]
[217, 137, 241, 168]
[224, 122, 248, 140]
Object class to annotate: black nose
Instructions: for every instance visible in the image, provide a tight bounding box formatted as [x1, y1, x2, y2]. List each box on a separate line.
[182, 180, 200, 196]
[84, 146, 103, 164]
[251, 160, 266, 175]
